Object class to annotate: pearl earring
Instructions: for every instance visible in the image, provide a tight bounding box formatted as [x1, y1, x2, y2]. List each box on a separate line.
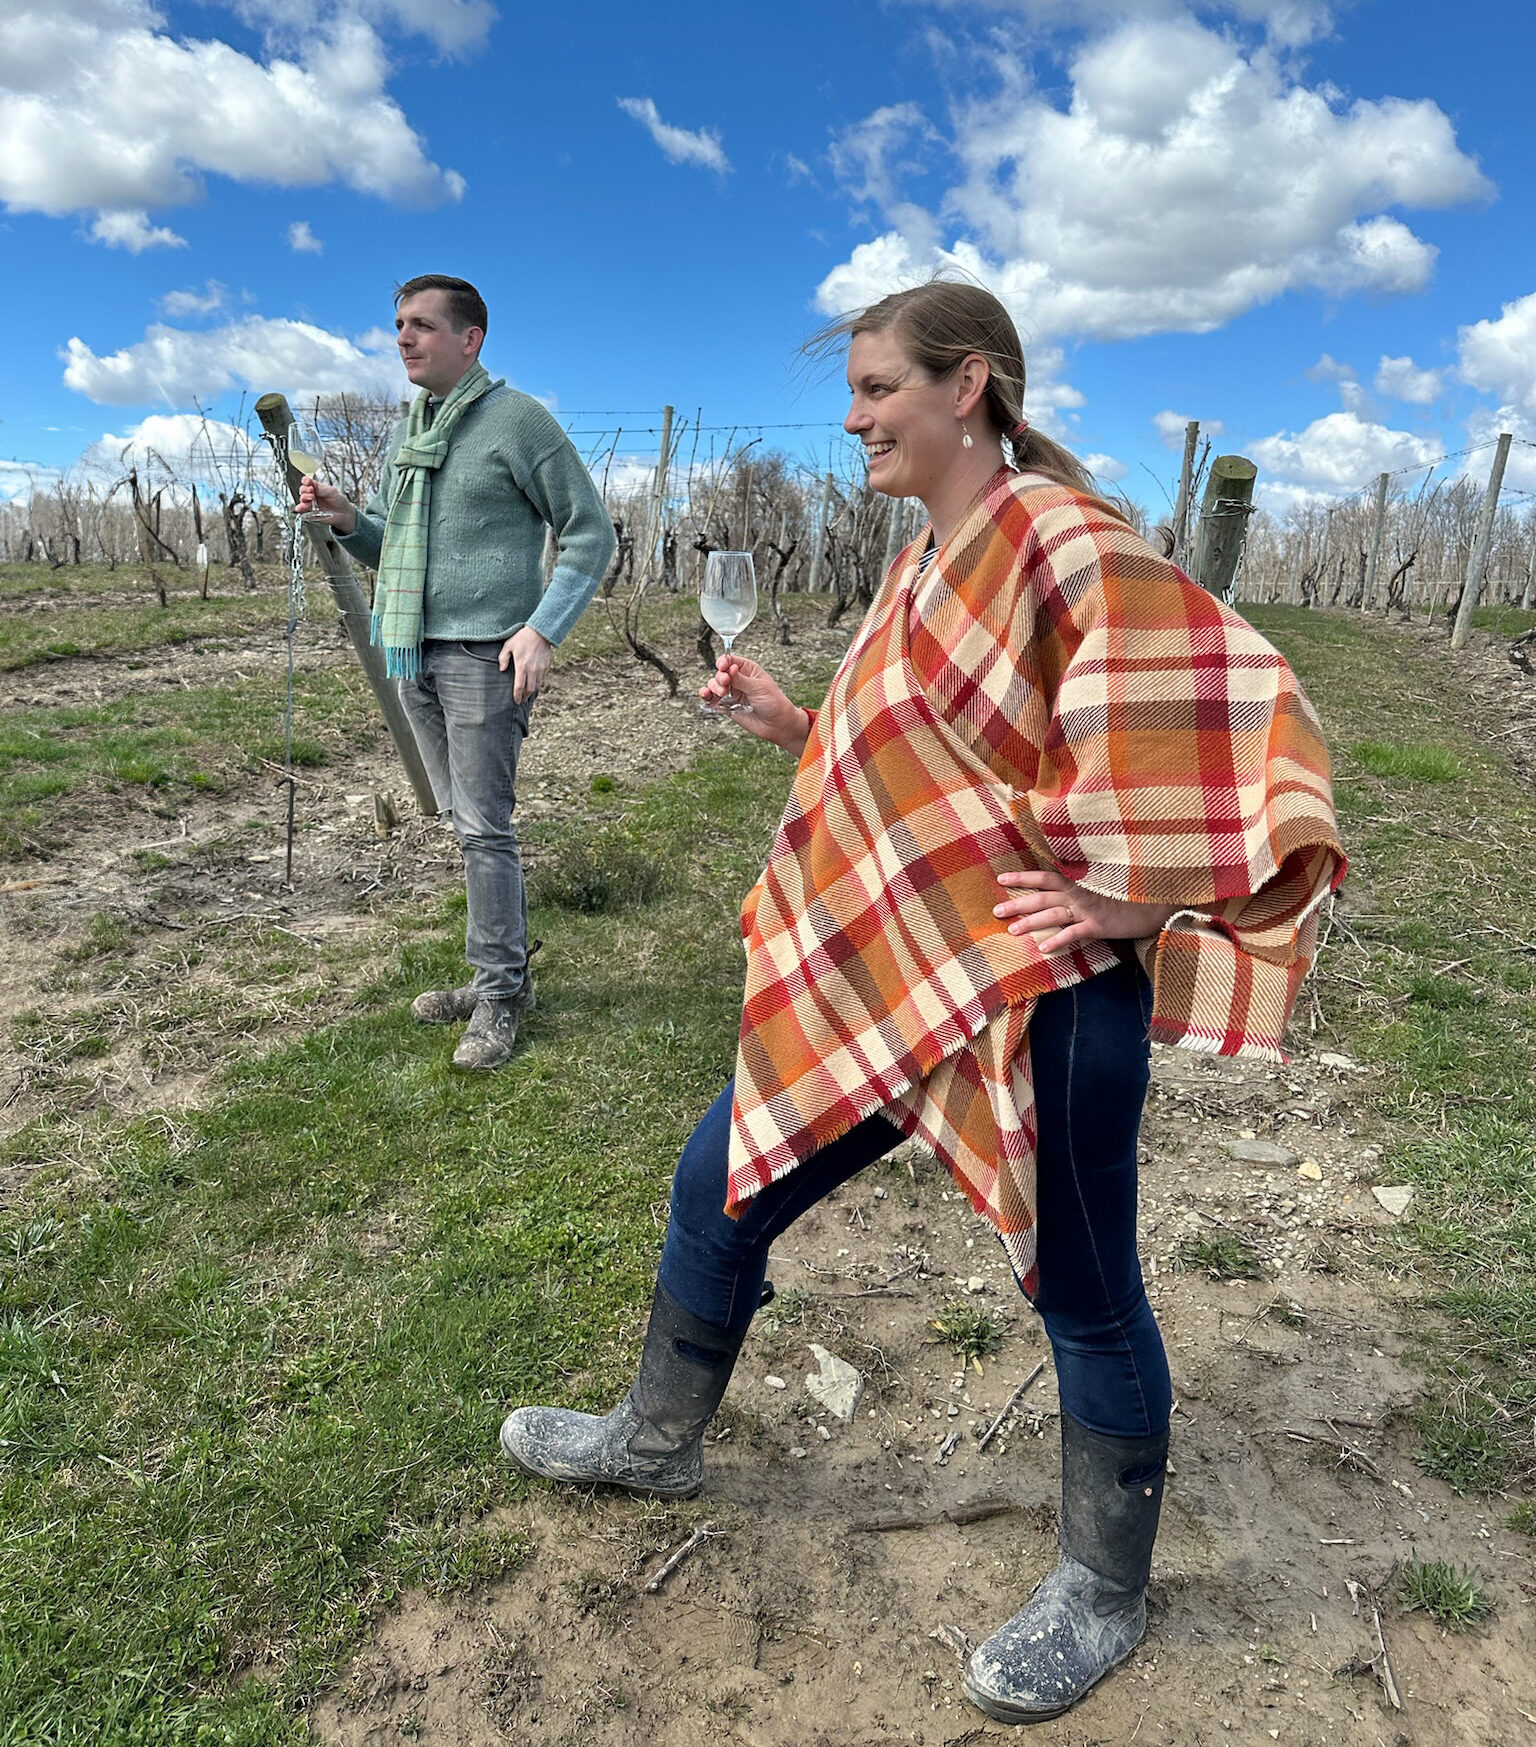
[960, 419, 974, 450]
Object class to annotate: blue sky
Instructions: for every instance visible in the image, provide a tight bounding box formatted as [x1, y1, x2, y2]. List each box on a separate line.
[4, 0, 1536, 518]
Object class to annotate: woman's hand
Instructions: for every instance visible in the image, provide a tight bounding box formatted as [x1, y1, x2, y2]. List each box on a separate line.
[701, 655, 812, 755]
[995, 867, 1177, 955]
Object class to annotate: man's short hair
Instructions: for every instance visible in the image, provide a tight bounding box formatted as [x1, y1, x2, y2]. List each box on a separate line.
[394, 275, 488, 335]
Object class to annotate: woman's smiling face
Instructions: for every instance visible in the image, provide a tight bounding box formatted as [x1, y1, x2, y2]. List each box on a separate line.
[844, 328, 965, 501]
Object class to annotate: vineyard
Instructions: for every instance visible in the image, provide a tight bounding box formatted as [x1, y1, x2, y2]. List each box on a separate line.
[2, 412, 1535, 1744]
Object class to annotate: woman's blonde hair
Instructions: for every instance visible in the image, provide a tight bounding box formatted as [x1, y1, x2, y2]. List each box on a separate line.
[809, 278, 1109, 504]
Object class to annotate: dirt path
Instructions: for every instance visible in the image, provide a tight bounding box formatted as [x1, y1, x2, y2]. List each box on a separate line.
[4, 611, 1534, 1744]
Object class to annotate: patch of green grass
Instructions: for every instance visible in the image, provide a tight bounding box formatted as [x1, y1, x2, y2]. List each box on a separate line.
[929, 1303, 1005, 1364]
[1248, 607, 1536, 1502]
[0, 731, 795, 1741]
[1349, 740, 1465, 783]
[1393, 1554, 1492, 1630]
[1176, 1233, 1263, 1281]
[1469, 604, 1536, 638]
[1505, 1501, 1536, 1536]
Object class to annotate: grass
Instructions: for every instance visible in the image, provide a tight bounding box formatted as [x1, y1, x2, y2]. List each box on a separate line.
[0, 732, 792, 1743]
[1176, 1232, 1263, 1281]
[1249, 606, 1536, 1498]
[1393, 1554, 1492, 1630]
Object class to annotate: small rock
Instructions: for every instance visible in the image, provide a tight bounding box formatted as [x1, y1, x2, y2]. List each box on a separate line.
[1222, 1138, 1300, 1168]
[1297, 1160, 1323, 1181]
[804, 1345, 865, 1421]
[964, 1276, 987, 1294]
[789, 1446, 807, 1458]
[765, 1374, 788, 1390]
[1317, 1051, 1362, 1071]
[1372, 1185, 1415, 1217]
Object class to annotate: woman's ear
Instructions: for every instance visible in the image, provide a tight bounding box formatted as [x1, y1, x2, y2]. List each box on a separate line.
[955, 352, 991, 421]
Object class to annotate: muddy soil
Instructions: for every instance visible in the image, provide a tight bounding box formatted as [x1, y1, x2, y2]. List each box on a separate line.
[3, 608, 1534, 1745]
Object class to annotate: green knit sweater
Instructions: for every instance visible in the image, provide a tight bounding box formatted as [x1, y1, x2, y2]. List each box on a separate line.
[339, 384, 615, 647]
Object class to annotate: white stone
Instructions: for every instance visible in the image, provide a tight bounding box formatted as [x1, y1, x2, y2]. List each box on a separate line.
[1372, 1185, 1415, 1217]
[765, 1374, 787, 1390]
[1317, 1051, 1362, 1071]
[804, 1344, 865, 1422]
[1222, 1138, 1299, 1168]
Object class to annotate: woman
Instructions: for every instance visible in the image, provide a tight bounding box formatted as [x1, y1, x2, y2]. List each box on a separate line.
[502, 281, 1344, 1725]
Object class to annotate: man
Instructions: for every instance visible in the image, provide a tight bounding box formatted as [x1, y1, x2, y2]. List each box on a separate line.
[302, 275, 615, 1069]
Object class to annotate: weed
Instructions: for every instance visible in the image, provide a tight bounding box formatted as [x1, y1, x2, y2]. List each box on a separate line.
[1504, 1502, 1536, 1536]
[1176, 1233, 1263, 1281]
[929, 1303, 1005, 1364]
[528, 821, 670, 914]
[1394, 1555, 1491, 1630]
[761, 1287, 814, 1331]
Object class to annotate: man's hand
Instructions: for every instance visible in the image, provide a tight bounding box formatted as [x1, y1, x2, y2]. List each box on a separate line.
[994, 867, 1178, 955]
[296, 476, 357, 536]
[500, 625, 552, 702]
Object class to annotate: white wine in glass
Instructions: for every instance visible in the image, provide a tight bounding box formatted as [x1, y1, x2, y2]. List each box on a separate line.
[700, 550, 757, 713]
[286, 424, 338, 523]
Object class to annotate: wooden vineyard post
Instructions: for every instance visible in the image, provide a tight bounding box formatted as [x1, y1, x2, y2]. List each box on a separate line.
[1451, 432, 1511, 650]
[1363, 472, 1389, 611]
[1172, 419, 1199, 572]
[1190, 455, 1258, 600]
[254, 392, 437, 818]
[807, 471, 835, 592]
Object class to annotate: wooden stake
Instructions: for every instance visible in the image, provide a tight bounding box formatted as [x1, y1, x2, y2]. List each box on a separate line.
[1362, 472, 1389, 611]
[808, 471, 835, 593]
[254, 393, 437, 818]
[1173, 420, 1199, 572]
[1190, 455, 1258, 599]
[1451, 432, 1511, 649]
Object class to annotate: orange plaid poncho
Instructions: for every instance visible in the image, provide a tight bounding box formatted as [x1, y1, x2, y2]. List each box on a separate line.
[727, 467, 1344, 1289]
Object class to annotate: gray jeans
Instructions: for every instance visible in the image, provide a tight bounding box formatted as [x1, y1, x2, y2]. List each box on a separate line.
[399, 639, 533, 1005]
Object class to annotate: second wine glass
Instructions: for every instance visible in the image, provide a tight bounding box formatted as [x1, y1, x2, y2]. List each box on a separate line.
[699, 550, 757, 714]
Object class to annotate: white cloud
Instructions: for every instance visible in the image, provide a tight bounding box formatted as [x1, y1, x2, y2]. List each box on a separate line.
[0, 5, 465, 224]
[229, 0, 496, 59]
[1153, 409, 1225, 447]
[1375, 354, 1443, 405]
[88, 209, 186, 252]
[829, 104, 938, 212]
[288, 220, 325, 254]
[1081, 451, 1127, 482]
[1307, 352, 1367, 413]
[62, 316, 405, 406]
[617, 97, 729, 173]
[0, 458, 60, 504]
[1247, 410, 1442, 505]
[1457, 291, 1536, 419]
[816, 14, 1487, 350]
[906, 2, 1337, 51]
[161, 281, 227, 317]
[79, 412, 259, 483]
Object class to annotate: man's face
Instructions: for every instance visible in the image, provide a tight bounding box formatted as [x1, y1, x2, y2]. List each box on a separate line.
[395, 290, 482, 396]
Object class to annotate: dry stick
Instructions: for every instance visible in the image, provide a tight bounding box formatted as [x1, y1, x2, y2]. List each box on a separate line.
[850, 1499, 1016, 1534]
[977, 1360, 1047, 1452]
[643, 1522, 716, 1594]
[1371, 1605, 1403, 1711]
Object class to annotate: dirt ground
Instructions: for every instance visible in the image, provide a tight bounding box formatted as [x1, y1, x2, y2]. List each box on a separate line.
[4, 603, 1535, 1746]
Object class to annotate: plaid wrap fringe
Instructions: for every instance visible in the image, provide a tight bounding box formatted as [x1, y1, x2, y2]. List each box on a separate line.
[726, 468, 1345, 1289]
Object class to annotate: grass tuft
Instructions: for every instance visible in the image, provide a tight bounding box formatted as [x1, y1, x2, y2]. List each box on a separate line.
[1176, 1233, 1263, 1281]
[1394, 1554, 1492, 1630]
[527, 820, 671, 914]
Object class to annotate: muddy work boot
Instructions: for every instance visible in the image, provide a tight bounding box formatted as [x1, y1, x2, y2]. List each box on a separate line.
[500, 1285, 744, 1499]
[411, 984, 478, 1024]
[963, 1415, 1167, 1725]
[451, 998, 521, 1070]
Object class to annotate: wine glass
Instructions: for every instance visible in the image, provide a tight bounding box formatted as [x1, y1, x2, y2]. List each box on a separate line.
[699, 550, 757, 714]
[285, 422, 339, 523]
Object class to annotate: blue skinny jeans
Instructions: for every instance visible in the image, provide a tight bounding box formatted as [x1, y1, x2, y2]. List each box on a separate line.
[658, 959, 1171, 1441]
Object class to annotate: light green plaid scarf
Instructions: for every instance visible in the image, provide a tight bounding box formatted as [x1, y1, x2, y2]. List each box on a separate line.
[371, 360, 501, 678]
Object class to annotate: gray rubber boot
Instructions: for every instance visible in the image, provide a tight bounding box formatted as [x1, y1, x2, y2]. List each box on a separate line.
[963, 1414, 1167, 1725]
[500, 1284, 745, 1499]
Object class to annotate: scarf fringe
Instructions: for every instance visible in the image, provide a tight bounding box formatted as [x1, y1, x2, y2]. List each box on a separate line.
[372, 610, 421, 680]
